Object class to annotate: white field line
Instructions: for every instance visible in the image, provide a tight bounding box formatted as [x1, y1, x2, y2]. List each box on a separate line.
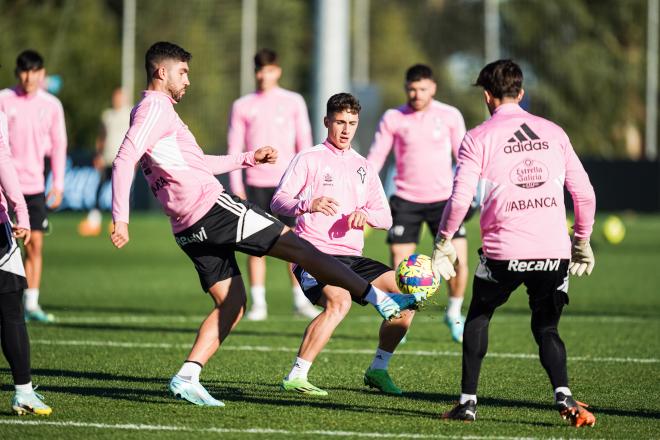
[30, 338, 659, 364]
[52, 313, 657, 325]
[0, 419, 597, 439]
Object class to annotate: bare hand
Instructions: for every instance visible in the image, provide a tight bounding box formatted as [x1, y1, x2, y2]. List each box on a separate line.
[12, 226, 30, 245]
[235, 191, 247, 200]
[111, 221, 130, 249]
[310, 196, 339, 216]
[46, 189, 63, 210]
[347, 210, 367, 229]
[254, 146, 278, 164]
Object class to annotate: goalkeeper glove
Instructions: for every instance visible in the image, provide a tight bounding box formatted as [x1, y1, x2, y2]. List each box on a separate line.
[569, 238, 595, 276]
[432, 236, 458, 280]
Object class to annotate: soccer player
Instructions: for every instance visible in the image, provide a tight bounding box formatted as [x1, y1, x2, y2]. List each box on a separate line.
[227, 49, 318, 321]
[78, 87, 131, 237]
[367, 64, 469, 342]
[271, 93, 415, 396]
[111, 42, 425, 407]
[0, 50, 67, 323]
[0, 109, 52, 415]
[432, 60, 596, 427]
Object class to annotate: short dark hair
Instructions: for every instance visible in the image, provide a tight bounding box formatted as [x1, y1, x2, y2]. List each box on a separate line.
[16, 50, 44, 73]
[254, 48, 278, 71]
[475, 59, 523, 99]
[405, 64, 434, 83]
[145, 42, 191, 81]
[326, 93, 361, 116]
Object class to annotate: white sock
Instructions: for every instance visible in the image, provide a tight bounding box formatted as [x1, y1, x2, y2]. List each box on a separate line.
[250, 286, 266, 308]
[554, 386, 572, 398]
[87, 209, 102, 225]
[292, 286, 309, 309]
[364, 285, 389, 306]
[446, 296, 464, 319]
[15, 382, 33, 394]
[24, 288, 39, 311]
[286, 357, 312, 380]
[370, 348, 393, 370]
[460, 393, 477, 404]
[176, 361, 202, 383]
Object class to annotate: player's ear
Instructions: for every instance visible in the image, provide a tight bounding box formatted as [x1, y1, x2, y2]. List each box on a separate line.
[517, 89, 525, 102]
[323, 116, 330, 128]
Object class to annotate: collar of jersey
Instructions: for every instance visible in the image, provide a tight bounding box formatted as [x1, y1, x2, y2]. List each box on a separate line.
[493, 103, 523, 115]
[323, 139, 352, 156]
[142, 90, 177, 104]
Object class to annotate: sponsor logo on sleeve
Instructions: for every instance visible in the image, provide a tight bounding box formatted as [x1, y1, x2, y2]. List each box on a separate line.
[510, 159, 549, 189]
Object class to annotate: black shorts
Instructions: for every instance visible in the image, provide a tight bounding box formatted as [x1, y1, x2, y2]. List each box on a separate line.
[387, 195, 467, 244]
[175, 193, 286, 292]
[24, 193, 50, 232]
[471, 249, 570, 314]
[0, 222, 27, 294]
[293, 255, 392, 305]
[245, 185, 296, 228]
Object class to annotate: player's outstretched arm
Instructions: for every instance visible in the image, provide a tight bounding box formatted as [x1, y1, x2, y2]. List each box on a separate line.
[111, 221, 129, 249]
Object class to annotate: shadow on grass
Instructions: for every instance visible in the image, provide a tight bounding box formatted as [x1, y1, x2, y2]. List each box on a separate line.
[405, 391, 660, 421]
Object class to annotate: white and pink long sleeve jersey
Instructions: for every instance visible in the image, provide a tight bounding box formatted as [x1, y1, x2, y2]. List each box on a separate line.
[367, 100, 466, 203]
[0, 87, 67, 194]
[440, 103, 596, 260]
[112, 91, 257, 233]
[227, 87, 312, 193]
[0, 111, 29, 229]
[271, 140, 391, 256]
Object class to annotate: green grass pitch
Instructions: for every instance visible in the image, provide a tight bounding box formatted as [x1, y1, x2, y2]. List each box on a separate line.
[0, 212, 658, 439]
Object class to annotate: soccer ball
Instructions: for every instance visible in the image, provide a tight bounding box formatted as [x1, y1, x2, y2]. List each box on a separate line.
[395, 254, 440, 297]
[602, 215, 625, 245]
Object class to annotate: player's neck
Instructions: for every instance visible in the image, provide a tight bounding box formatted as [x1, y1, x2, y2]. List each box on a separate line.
[257, 84, 278, 93]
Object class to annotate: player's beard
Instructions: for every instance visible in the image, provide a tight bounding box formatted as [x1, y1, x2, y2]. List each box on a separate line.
[170, 85, 187, 102]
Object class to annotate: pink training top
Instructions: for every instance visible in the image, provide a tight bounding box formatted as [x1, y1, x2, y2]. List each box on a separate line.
[228, 87, 312, 193]
[367, 100, 466, 203]
[0, 111, 29, 229]
[439, 103, 596, 260]
[271, 140, 391, 256]
[0, 87, 67, 194]
[112, 90, 258, 233]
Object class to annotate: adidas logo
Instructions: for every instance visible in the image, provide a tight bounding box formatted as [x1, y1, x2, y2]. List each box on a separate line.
[504, 123, 549, 153]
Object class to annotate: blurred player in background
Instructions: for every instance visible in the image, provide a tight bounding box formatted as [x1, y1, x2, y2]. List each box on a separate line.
[432, 59, 596, 427]
[228, 49, 318, 321]
[367, 64, 469, 342]
[78, 87, 131, 236]
[272, 93, 417, 396]
[0, 50, 67, 323]
[0, 109, 52, 415]
[111, 42, 424, 407]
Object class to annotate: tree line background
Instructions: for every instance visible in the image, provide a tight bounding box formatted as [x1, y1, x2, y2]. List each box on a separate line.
[0, 0, 653, 160]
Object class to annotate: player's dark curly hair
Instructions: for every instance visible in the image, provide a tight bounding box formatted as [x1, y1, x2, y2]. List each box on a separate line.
[475, 59, 523, 99]
[326, 93, 361, 116]
[15, 50, 44, 74]
[254, 48, 278, 71]
[145, 42, 192, 82]
[405, 64, 434, 83]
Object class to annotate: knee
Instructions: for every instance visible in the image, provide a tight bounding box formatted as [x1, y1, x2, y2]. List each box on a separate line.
[531, 322, 560, 344]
